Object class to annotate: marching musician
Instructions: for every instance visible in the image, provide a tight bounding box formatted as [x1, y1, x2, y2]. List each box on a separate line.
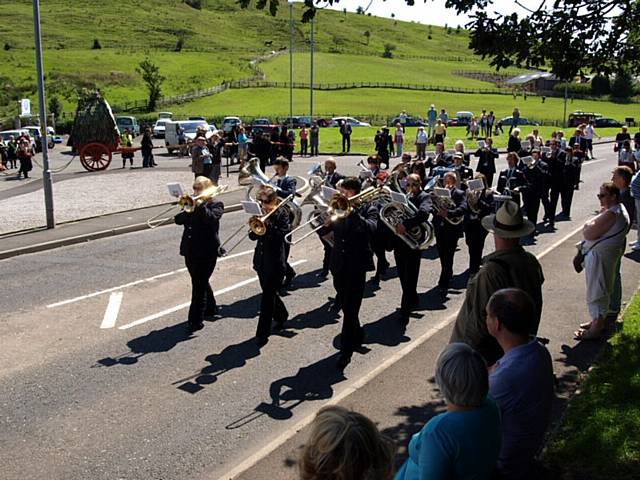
[410, 161, 428, 189]
[433, 172, 467, 294]
[464, 174, 494, 274]
[374, 127, 393, 169]
[560, 145, 580, 220]
[273, 158, 297, 288]
[543, 139, 566, 228]
[568, 127, 587, 190]
[394, 174, 432, 324]
[453, 140, 471, 166]
[175, 176, 225, 332]
[324, 158, 345, 188]
[497, 152, 527, 206]
[452, 152, 474, 187]
[473, 137, 499, 188]
[521, 148, 551, 235]
[251, 185, 290, 347]
[252, 131, 272, 172]
[326, 177, 379, 369]
[371, 171, 393, 284]
[429, 142, 449, 169]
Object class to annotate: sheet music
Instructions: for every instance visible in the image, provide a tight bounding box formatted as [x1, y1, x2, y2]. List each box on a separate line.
[166, 183, 185, 198]
[521, 155, 534, 167]
[467, 179, 485, 191]
[521, 140, 531, 150]
[433, 187, 452, 198]
[477, 140, 486, 149]
[241, 201, 263, 215]
[390, 191, 408, 205]
[321, 186, 339, 200]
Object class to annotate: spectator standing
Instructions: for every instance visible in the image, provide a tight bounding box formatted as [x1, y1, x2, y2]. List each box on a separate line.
[339, 120, 352, 153]
[634, 128, 640, 151]
[486, 288, 554, 480]
[177, 125, 187, 157]
[269, 126, 280, 165]
[486, 110, 495, 138]
[120, 128, 135, 168]
[614, 126, 631, 159]
[208, 133, 224, 186]
[509, 107, 520, 134]
[450, 200, 544, 365]
[415, 126, 428, 160]
[584, 120, 600, 159]
[395, 343, 502, 480]
[253, 131, 271, 172]
[507, 128, 522, 153]
[300, 406, 395, 480]
[309, 122, 320, 157]
[16, 138, 34, 179]
[433, 119, 446, 145]
[617, 140, 636, 173]
[237, 126, 248, 167]
[6, 135, 18, 169]
[394, 123, 404, 158]
[286, 128, 296, 161]
[191, 136, 212, 179]
[629, 169, 640, 251]
[141, 128, 154, 168]
[439, 108, 449, 125]
[399, 110, 408, 132]
[299, 124, 309, 157]
[426, 104, 437, 138]
[0, 139, 7, 169]
[575, 182, 629, 340]
[479, 109, 488, 137]
[610, 167, 635, 315]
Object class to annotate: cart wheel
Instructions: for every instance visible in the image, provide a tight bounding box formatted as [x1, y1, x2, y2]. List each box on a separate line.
[80, 143, 112, 171]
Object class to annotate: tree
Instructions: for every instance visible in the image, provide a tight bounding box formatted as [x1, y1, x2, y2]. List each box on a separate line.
[590, 74, 611, 96]
[382, 43, 396, 59]
[356, 6, 364, 15]
[364, 30, 371, 45]
[391, 13, 395, 19]
[92, 38, 101, 50]
[243, 1, 640, 79]
[136, 58, 165, 111]
[3, 42, 11, 51]
[610, 69, 635, 100]
[456, 25, 461, 34]
[175, 36, 184, 52]
[48, 96, 63, 119]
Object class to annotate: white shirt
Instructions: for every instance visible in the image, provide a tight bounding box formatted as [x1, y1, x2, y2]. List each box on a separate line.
[584, 124, 596, 140]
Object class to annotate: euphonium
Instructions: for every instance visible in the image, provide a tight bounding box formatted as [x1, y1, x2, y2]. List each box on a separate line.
[380, 198, 434, 250]
[327, 186, 390, 219]
[430, 191, 464, 225]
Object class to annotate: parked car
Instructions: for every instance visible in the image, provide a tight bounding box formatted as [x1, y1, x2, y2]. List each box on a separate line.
[24, 126, 55, 151]
[115, 116, 140, 136]
[164, 120, 216, 154]
[221, 116, 242, 133]
[390, 116, 426, 127]
[594, 117, 623, 128]
[498, 116, 540, 127]
[188, 116, 207, 121]
[252, 118, 272, 126]
[0, 129, 29, 145]
[447, 111, 474, 127]
[568, 111, 602, 128]
[329, 116, 371, 127]
[283, 116, 330, 128]
[153, 118, 170, 138]
[158, 111, 173, 119]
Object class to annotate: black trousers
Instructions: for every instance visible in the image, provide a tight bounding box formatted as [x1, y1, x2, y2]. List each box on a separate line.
[258, 155, 268, 172]
[256, 271, 287, 339]
[548, 184, 562, 222]
[342, 135, 351, 153]
[394, 245, 421, 314]
[435, 228, 459, 288]
[464, 220, 488, 274]
[300, 139, 308, 156]
[320, 237, 332, 271]
[523, 191, 541, 228]
[310, 140, 319, 156]
[333, 269, 366, 355]
[284, 242, 295, 280]
[185, 256, 217, 325]
[561, 181, 575, 216]
[483, 172, 495, 189]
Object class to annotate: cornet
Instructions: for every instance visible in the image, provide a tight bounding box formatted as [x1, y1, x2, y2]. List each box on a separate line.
[146, 184, 228, 229]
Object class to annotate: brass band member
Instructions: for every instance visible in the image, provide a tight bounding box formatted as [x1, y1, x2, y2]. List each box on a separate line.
[452, 152, 474, 186]
[394, 174, 432, 324]
[474, 137, 499, 188]
[371, 171, 393, 284]
[543, 139, 565, 228]
[497, 152, 527, 206]
[274, 158, 297, 288]
[521, 148, 551, 235]
[464, 174, 494, 274]
[318, 159, 345, 278]
[434, 172, 467, 294]
[251, 185, 290, 347]
[175, 176, 225, 332]
[326, 177, 379, 369]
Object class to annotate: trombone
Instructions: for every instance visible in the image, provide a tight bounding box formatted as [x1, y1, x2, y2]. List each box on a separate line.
[146, 184, 228, 229]
[218, 194, 295, 256]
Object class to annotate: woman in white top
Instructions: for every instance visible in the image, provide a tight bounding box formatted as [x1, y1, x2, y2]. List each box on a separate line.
[576, 182, 630, 340]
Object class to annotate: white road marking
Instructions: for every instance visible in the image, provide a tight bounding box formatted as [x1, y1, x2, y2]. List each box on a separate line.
[46, 249, 254, 308]
[118, 259, 308, 331]
[215, 226, 589, 480]
[100, 292, 124, 329]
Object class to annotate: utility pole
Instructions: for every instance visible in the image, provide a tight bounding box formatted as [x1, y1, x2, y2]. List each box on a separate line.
[563, 82, 568, 129]
[33, 0, 55, 228]
[289, 1, 294, 126]
[310, 13, 314, 120]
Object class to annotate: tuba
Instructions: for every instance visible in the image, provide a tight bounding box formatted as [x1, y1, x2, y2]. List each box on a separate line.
[430, 191, 463, 225]
[464, 178, 486, 215]
[379, 197, 434, 250]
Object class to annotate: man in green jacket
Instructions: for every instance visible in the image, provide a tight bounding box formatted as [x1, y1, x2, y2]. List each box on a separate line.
[450, 200, 544, 365]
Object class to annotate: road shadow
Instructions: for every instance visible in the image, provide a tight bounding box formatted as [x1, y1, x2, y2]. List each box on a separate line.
[417, 286, 449, 311]
[219, 292, 262, 319]
[225, 354, 347, 429]
[173, 337, 261, 394]
[624, 249, 640, 263]
[94, 322, 196, 367]
[286, 300, 341, 331]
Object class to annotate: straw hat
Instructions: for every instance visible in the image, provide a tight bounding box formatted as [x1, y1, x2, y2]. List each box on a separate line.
[481, 200, 535, 238]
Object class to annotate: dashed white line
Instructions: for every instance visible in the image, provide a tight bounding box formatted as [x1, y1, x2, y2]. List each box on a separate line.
[100, 292, 124, 329]
[117, 259, 308, 330]
[46, 249, 254, 308]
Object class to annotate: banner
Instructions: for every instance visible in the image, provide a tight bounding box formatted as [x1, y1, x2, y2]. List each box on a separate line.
[20, 99, 31, 117]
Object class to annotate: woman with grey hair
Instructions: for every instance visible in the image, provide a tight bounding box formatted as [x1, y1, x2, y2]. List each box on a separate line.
[395, 343, 501, 480]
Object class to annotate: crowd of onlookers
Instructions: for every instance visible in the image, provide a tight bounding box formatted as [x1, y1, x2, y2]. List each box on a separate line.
[0, 132, 35, 179]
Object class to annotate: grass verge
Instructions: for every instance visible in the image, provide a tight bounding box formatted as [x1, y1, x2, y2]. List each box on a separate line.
[543, 290, 640, 479]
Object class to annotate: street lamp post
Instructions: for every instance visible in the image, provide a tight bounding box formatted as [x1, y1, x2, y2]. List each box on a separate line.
[563, 82, 568, 129]
[289, 1, 294, 126]
[33, 0, 55, 228]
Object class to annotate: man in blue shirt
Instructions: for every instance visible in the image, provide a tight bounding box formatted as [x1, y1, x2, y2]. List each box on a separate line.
[486, 288, 554, 480]
[427, 104, 437, 139]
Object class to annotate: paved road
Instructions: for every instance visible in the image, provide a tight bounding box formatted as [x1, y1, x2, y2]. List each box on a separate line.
[0, 142, 627, 480]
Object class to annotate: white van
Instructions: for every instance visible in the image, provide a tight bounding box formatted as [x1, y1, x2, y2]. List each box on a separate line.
[164, 120, 216, 154]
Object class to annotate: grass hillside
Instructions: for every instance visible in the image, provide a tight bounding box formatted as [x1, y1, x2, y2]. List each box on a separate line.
[0, 0, 489, 119]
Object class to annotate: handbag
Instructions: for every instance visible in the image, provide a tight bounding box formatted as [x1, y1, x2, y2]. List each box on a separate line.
[573, 223, 628, 273]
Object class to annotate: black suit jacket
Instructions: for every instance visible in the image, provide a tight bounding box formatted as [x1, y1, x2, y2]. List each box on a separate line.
[250, 207, 290, 277]
[432, 188, 466, 235]
[474, 148, 499, 175]
[507, 136, 521, 153]
[403, 191, 432, 229]
[175, 200, 224, 259]
[276, 175, 297, 199]
[497, 168, 527, 194]
[543, 150, 565, 185]
[324, 171, 345, 189]
[329, 203, 378, 275]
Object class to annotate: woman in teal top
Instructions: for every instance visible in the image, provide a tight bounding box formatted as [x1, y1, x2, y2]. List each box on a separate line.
[395, 343, 501, 480]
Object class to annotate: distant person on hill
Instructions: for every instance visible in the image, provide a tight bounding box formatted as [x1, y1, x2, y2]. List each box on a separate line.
[487, 288, 554, 480]
[310, 122, 320, 157]
[340, 120, 352, 153]
[426, 104, 437, 138]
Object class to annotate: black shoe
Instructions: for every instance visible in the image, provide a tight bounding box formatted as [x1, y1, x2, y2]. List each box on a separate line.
[370, 275, 380, 286]
[328, 302, 342, 313]
[283, 272, 296, 288]
[316, 269, 329, 278]
[255, 336, 269, 347]
[187, 322, 204, 332]
[204, 306, 221, 321]
[273, 318, 287, 331]
[398, 311, 410, 325]
[337, 353, 351, 369]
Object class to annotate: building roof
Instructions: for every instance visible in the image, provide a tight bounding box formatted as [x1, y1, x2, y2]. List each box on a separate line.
[506, 71, 558, 85]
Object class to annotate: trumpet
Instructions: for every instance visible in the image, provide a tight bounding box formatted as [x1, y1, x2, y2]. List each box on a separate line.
[146, 184, 228, 229]
[218, 194, 294, 256]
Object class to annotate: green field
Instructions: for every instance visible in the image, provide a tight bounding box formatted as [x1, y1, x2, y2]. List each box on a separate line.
[261, 52, 524, 88]
[166, 87, 640, 124]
